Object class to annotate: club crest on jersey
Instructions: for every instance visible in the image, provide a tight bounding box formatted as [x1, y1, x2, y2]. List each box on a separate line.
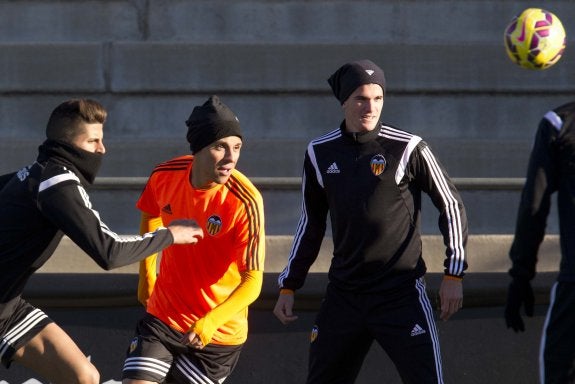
[206, 215, 222, 236]
[129, 337, 139, 354]
[310, 325, 319, 343]
[370, 154, 386, 176]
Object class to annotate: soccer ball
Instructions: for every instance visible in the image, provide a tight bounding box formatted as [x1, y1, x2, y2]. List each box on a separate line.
[504, 8, 567, 70]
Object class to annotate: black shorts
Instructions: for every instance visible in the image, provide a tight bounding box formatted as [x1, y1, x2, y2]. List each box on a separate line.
[122, 313, 243, 384]
[0, 298, 53, 368]
[307, 277, 443, 384]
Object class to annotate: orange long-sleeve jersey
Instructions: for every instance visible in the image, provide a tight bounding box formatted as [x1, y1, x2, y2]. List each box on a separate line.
[137, 155, 265, 346]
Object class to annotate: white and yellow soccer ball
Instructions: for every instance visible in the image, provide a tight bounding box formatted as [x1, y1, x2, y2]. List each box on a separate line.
[504, 8, 567, 70]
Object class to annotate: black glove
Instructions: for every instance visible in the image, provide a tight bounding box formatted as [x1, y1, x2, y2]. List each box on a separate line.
[505, 278, 534, 332]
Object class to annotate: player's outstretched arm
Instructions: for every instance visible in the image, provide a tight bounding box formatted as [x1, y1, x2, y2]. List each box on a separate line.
[273, 290, 299, 325]
[166, 219, 204, 244]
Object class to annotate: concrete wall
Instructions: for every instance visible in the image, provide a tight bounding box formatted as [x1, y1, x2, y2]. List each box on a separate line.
[83, 180, 561, 235]
[1, 2, 574, 177]
[1, 1, 574, 234]
[40, 234, 561, 276]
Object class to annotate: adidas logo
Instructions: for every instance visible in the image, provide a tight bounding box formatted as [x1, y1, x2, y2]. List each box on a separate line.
[326, 162, 340, 174]
[162, 204, 173, 214]
[410, 324, 426, 337]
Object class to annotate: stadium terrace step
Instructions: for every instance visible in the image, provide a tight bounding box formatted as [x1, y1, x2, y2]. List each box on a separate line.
[24, 235, 560, 309]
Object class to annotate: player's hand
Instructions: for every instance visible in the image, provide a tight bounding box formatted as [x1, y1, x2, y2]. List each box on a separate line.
[167, 219, 204, 244]
[180, 331, 204, 349]
[273, 291, 298, 325]
[505, 278, 534, 332]
[438, 277, 463, 321]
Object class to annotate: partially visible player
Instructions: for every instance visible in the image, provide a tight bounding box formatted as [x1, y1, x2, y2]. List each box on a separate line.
[505, 101, 575, 383]
[0, 99, 203, 384]
[122, 95, 265, 384]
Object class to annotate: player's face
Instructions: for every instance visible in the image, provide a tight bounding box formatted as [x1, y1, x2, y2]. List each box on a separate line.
[192, 135, 243, 189]
[71, 123, 106, 154]
[342, 84, 384, 133]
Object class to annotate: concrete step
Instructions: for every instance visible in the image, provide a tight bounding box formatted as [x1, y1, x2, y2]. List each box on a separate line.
[0, 137, 538, 179]
[24, 235, 560, 309]
[39, 234, 561, 275]
[1, 43, 573, 94]
[1, 1, 574, 45]
[8, 182, 556, 236]
[0, 170, 555, 236]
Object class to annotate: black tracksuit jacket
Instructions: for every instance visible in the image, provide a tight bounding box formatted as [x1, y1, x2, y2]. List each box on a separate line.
[278, 123, 468, 293]
[510, 101, 575, 282]
[0, 144, 173, 318]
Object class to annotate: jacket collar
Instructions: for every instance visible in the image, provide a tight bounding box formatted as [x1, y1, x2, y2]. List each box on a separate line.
[339, 121, 381, 144]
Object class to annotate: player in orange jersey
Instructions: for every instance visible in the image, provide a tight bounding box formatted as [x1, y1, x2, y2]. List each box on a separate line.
[121, 96, 265, 384]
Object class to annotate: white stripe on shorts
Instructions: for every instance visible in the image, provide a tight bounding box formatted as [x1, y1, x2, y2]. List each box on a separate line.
[0, 308, 48, 359]
[123, 356, 171, 377]
[175, 354, 217, 384]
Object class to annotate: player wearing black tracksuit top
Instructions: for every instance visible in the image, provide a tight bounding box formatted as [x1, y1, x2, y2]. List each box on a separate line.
[275, 60, 467, 384]
[0, 139, 174, 367]
[279, 123, 467, 291]
[506, 101, 575, 384]
[278, 120, 468, 383]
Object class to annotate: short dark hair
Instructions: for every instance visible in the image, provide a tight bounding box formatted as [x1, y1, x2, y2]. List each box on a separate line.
[45, 99, 107, 142]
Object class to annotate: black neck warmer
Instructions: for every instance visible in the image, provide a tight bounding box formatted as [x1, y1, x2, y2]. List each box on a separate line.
[36, 139, 103, 185]
[340, 121, 381, 144]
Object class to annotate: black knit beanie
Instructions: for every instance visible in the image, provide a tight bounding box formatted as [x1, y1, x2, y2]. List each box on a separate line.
[327, 60, 386, 104]
[185, 95, 242, 153]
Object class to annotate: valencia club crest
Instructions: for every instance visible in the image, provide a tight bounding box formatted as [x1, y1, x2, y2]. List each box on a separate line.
[206, 215, 222, 236]
[370, 154, 386, 176]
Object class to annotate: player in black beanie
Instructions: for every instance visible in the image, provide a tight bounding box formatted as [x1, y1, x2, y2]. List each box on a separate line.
[274, 59, 467, 384]
[186, 95, 242, 154]
[122, 94, 265, 384]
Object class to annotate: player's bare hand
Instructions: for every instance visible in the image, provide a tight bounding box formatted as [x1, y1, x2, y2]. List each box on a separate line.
[180, 331, 204, 349]
[273, 291, 299, 325]
[167, 219, 204, 245]
[438, 277, 463, 321]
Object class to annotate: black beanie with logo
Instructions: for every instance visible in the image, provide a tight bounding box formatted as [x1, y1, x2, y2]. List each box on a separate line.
[327, 59, 386, 104]
[185, 95, 242, 153]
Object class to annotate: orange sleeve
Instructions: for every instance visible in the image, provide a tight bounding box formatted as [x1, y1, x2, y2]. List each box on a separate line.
[190, 270, 263, 346]
[137, 212, 164, 307]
